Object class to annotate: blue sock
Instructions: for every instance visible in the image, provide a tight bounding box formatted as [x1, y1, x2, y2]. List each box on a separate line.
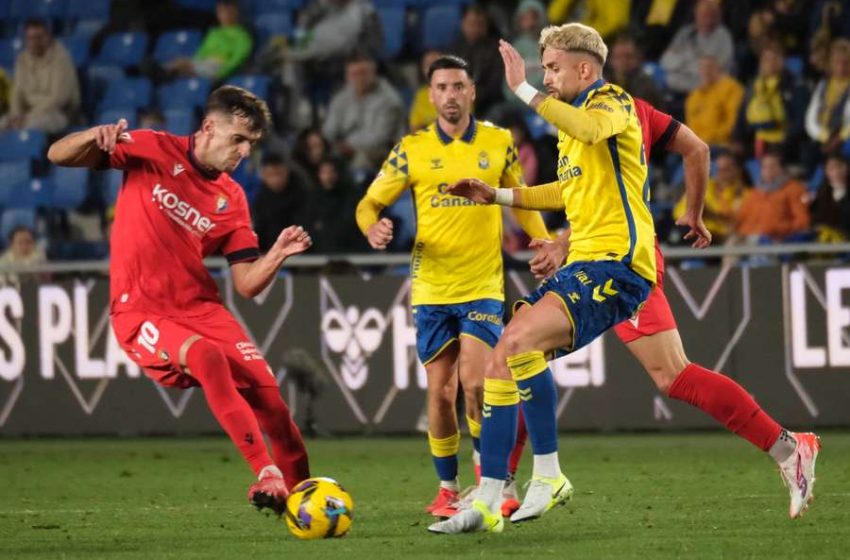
[479, 378, 518, 480]
[508, 351, 558, 455]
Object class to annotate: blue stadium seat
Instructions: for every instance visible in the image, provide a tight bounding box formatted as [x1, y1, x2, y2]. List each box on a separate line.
[61, 35, 90, 67]
[642, 61, 666, 88]
[0, 208, 37, 242]
[0, 37, 23, 69]
[226, 74, 270, 99]
[175, 0, 216, 11]
[95, 32, 149, 68]
[5, 178, 52, 208]
[525, 112, 555, 140]
[103, 169, 123, 205]
[785, 55, 804, 78]
[50, 169, 88, 209]
[70, 18, 106, 39]
[421, 4, 461, 50]
[253, 0, 305, 10]
[745, 158, 761, 186]
[99, 77, 153, 112]
[66, 0, 110, 20]
[0, 170, 31, 207]
[0, 161, 30, 188]
[164, 108, 196, 136]
[808, 164, 824, 193]
[0, 0, 9, 18]
[153, 29, 203, 64]
[377, 6, 405, 59]
[51, 166, 90, 206]
[0, 129, 46, 161]
[86, 64, 126, 109]
[9, 0, 62, 20]
[253, 12, 294, 44]
[157, 77, 211, 110]
[96, 108, 138, 129]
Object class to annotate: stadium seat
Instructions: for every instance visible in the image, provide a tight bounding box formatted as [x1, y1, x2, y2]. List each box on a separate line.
[226, 74, 270, 99]
[525, 112, 555, 140]
[51, 166, 90, 207]
[745, 158, 761, 186]
[95, 32, 149, 68]
[642, 61, 666, 88]
[50, 168, 88, 209]
[153, 29, 202, 65]
[10, 0, 66, 21]
[175, 0, 216, 11]
[253, 11, 294, 44]
[785, 55, 804, 77]
[96, 108, 138, 129]
[377, 6, 405, 60]
[98, 77, 154, 112]
[0, 37, 23, 69]
[254, 0, 305, 10]
[6, 178, 53, 208]
[0, 208, 37, 242]
[164, 108, 196, 136]
[103, 169, 123, 205]
[0, 169, 31, 207]
[66, 0, 110, 20]
[0, 161, 30, 188]
[808, 164, 824, 193]
[0, 129, 46, 161]
[61, 34, 90, 67]
[70, 18, 106, 39]
[157, 77, 211, 111]
[421, 4, 461, 50]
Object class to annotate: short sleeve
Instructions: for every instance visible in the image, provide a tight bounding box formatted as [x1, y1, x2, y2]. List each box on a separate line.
[109, 129, 162, 170]
[648, 106, 680, 153]
[221, 192, 260, 264]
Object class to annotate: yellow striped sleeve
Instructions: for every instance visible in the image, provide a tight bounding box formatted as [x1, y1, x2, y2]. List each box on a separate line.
[537, 94, 628, 145]
[512, 181, 564, 211]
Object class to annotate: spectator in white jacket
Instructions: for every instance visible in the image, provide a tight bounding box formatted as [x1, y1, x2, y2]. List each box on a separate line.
[805, 38, 850, 157]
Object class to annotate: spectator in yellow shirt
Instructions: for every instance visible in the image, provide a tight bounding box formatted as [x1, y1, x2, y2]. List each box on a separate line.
[674, 152, 749, 243]
[685, 55, 744, 146]
[409, 50, 441, 132]
[547, 0, 630, 40]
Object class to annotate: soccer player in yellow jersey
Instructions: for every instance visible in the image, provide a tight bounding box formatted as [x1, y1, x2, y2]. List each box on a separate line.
[430, 23, 658, 535]
[355, 55, 549, 518]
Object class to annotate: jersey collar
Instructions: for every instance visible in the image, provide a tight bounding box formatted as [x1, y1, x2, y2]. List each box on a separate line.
[187, 135, 221, 180]
[435, 116, 477, 145]
[571, 79, 606, 107]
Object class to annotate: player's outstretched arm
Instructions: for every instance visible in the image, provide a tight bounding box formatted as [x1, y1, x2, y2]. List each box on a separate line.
[668, 124, 712, 248]
[447, 179, 564, 211]
[230, 225, 312, 298]
[47, 118, 130, 167]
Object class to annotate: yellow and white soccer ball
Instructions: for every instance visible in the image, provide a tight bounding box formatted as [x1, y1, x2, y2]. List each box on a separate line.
[284, 477, 354, 539]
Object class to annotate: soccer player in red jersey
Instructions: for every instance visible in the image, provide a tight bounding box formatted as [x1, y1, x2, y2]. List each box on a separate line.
[526, 95, 820, 519]
[47, 86, 311, 514]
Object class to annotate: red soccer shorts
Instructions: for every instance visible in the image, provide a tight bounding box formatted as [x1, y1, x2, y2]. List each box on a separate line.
[111, 305, 277, 389]
[612, 239, 677, 343]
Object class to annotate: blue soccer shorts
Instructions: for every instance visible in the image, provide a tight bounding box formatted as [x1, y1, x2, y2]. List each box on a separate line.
[412, 298, 504, 364]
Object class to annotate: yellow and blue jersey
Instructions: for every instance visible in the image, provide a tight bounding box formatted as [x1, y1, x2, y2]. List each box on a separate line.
[551, 79, 656, 284]
[365, 118, 527, 306]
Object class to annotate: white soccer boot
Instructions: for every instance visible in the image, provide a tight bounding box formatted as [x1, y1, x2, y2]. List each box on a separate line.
[509, 473, 573, 523]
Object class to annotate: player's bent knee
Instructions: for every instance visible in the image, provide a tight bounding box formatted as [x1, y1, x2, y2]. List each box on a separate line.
[484, 347, 512, 381]
[501, 322, 534, 357]
[184, 338, 229, 380]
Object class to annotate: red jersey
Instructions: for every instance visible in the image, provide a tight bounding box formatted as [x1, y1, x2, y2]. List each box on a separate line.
[107, 130, 259, 318]
[634, 97, 680, 162]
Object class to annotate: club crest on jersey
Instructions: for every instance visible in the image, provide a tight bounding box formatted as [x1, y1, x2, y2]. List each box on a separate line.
[216, 195, 228, 212]
[478, 151, 490, 170]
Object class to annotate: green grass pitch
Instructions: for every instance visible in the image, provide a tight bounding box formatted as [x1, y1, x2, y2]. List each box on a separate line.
[1, 432, 848, 559]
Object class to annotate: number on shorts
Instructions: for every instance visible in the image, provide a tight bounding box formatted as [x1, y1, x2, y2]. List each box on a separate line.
[137, 321, 160, 354]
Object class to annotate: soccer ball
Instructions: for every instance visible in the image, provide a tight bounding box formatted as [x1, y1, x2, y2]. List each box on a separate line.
[284, 477, 354, 539]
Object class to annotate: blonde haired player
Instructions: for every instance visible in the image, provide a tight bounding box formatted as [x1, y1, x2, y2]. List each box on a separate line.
[430, 23, 819, 535]
[356, 55, 549, 518]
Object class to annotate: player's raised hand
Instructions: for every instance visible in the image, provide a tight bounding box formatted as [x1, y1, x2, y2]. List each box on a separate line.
[276, 225, 312, 257]
[498, 39, 527, 91]
[94, 118, 131, 154]
[675, 212, 712, 249]
[528, 238, 566, 280]
[446, 178, 496, 204]
[367, 218, 394, 250]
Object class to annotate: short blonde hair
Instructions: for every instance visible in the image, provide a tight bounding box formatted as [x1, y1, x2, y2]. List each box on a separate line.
[539, 23, 608, 66]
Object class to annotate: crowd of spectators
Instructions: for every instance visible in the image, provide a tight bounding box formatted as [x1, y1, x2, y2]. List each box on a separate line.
[1, 0, 850, 268]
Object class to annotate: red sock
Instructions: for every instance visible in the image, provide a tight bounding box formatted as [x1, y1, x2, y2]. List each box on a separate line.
[508, 408, 528, 475]
[667, 363, 782, 451]
[242, 387, 311, 488]
[187, 340, 273, 476]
